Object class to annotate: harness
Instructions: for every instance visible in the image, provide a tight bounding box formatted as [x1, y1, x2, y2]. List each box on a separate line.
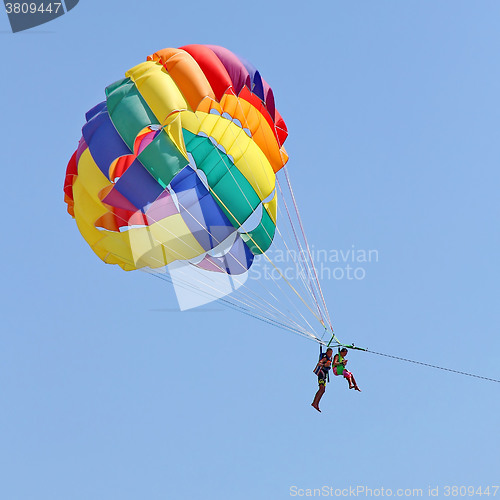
[313, 346, 332, 382]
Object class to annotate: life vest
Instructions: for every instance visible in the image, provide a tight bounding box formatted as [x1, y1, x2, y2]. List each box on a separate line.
[313, 353, 332, 375]
[334, 353, 346, 376]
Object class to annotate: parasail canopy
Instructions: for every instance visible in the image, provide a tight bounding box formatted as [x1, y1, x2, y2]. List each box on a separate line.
[64, 44, 333, 343]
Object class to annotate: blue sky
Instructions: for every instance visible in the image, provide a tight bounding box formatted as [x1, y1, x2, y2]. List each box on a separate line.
[1, 1, 499, 499]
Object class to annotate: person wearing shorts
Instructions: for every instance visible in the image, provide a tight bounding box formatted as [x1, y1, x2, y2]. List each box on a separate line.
[334, 348, 361, 391]
[311, 347, 333, 412]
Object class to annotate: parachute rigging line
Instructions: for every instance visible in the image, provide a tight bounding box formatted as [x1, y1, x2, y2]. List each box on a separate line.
[140, 188, 318, 336]
[201, 178, 324, 324]
[275, 178, 326, 326]
[208, 87, 329, 331]
[282, 166, 333, 331]
[216, 92, 329, 329]
[146, 268, 320, 341]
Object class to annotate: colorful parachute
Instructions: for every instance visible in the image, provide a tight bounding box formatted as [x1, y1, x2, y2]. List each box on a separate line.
[65, 44, 333, 339]
[64, 45, 288, 276]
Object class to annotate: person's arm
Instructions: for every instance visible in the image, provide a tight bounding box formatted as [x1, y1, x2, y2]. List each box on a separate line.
[333, 354, 341, 367]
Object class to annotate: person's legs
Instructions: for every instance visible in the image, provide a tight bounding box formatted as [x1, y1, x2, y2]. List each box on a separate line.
[343, 370, 355, 389]
[312, 374, 326, 411]
[351, 374, 361, 391]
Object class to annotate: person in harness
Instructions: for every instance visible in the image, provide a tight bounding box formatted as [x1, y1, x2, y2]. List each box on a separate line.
[311, 347, 333, 412]
[334, 347, 361, 391]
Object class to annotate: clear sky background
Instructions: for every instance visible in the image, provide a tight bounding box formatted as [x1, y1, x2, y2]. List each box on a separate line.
[1, 1, 499, 499]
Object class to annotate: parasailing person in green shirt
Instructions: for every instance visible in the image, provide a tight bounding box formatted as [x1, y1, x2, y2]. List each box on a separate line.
[333, 347, 361, 391]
